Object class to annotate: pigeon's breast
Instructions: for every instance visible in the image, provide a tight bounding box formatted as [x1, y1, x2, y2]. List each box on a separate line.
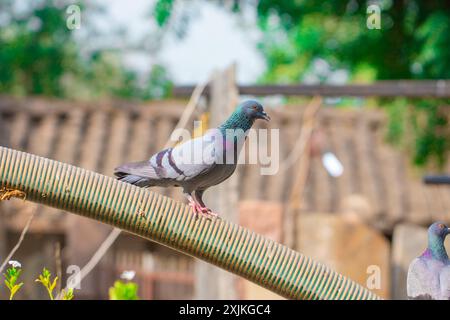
[407, 257, 450, 300]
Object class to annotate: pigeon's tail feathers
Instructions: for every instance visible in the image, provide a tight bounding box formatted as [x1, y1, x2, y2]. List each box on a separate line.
[116, 174, 151, 187]
[114, 161, 159, 187]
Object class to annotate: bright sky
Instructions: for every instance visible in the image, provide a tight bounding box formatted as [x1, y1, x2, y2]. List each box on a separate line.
[96, 0, 264, 84]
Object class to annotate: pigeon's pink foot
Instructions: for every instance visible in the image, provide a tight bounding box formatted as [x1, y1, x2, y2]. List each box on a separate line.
[199, 206, 218, 218]
[188, 199, 202, 217]
[187, 199, 215, 219]
[186, 194, 218, 219]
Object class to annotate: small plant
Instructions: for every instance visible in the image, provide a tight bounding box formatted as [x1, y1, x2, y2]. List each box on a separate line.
[109, 281, 139, 300]
[35, 268, 58, 300]
[61, 288, 74, 300]
[3, 260, 24, 300]
[109, 270, 139, 300]
[3, 263, 75, 300]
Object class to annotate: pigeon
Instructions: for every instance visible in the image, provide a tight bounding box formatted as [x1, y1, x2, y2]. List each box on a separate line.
[114, 100, 270, 217]
[407, 222, 450, 300]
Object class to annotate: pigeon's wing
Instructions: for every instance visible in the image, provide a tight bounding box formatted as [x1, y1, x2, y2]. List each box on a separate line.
[407, 258, 439, 299]
[150, 131, 221, 181]
[439, 265, 450, 300]
[114, 160, 159, 187]
[115, 130, 223, 188]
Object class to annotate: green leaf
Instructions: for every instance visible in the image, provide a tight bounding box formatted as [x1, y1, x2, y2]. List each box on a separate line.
[109, 280, 139, 300]
[10, 283, 23, 297]
[62, 288, 74, 300]
[4, 279, 11, 290]
[50, 277, 58, 291]
[154, 0, 174, 27]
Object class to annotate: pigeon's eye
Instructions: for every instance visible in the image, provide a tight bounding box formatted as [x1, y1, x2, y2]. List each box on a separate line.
[252, 105, 258, 110]
[439, 223, 445, 229]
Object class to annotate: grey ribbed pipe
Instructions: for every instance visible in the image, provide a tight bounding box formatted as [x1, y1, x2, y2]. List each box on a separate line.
[0, 146, 380, 300]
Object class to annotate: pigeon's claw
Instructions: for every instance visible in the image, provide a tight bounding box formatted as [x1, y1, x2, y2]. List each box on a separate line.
[187, 199, 213, 219]
[186, 194, 218, 219]
[199, 206, 218, 218]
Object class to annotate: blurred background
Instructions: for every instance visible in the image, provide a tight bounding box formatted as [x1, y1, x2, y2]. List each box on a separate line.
[0, 0, 449, 300]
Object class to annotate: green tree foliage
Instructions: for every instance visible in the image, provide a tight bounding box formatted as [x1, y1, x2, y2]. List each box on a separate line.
[254, 0, 450, 167]
[154, 0, 450, 167]
[154, 0, 175, 27]
[3, 264, 24, 300]
[0, 1, 77, 96]
[255, 0, 450, 82]
[0, 0, 172, 100]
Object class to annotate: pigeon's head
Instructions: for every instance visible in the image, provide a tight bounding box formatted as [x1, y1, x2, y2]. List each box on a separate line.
[240, 100, 270, 122]
[428, 222, 450, 239]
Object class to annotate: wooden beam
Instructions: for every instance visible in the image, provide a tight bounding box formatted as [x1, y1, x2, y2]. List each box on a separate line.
[173, 81, 450, 98]
[423, 175, 450, 185]
[195, 65, 240, 300]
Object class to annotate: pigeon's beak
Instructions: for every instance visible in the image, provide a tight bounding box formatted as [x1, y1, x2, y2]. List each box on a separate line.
[446, 227, 450, 235]
[258, 111, 271, 122]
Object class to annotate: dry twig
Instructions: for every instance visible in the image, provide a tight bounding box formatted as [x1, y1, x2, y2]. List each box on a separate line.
[0, 208, 35, 273]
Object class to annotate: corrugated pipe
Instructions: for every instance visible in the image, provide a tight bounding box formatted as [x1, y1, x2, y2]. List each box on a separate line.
[0, 146, 380, 300]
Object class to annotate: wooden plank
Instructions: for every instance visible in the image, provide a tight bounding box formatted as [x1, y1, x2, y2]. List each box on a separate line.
[264, 114, 288, 202]
[66, 108, 112, 298]
[0, 98, 189, 121]
[126, 112, 154, 162]
[78, 110, 108, 172]
[27, 114, 58, 157]
[197, 66, 239, 300]
[429, 185, 448, 222]
[374, 121, 405, 225]
[283, 97, 322, 248]
[173, 81, 450, 98]
[406, 177, 432, 226]
[327, 116, 354, 212]
[308, 117, 332, 213]
[8, 112, 30, 150]
[101, 111, 131, 176]
[354, 113, 382, 217]
[53, 109, 84, 164]
[312, 149, 331, 212]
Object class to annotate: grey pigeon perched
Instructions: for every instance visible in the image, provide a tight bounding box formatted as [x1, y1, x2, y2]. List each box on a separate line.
[407, 222, 450, 299]
[114, 100, 270, 217]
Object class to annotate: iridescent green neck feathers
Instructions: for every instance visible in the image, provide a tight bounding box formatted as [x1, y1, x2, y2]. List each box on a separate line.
[219, 107, 255, 134]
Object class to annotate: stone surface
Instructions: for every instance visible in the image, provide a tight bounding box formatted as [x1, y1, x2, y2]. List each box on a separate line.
[391, 223, 450, 300]
[238, 200, 285, 299]
[296, 213, 390, 299]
